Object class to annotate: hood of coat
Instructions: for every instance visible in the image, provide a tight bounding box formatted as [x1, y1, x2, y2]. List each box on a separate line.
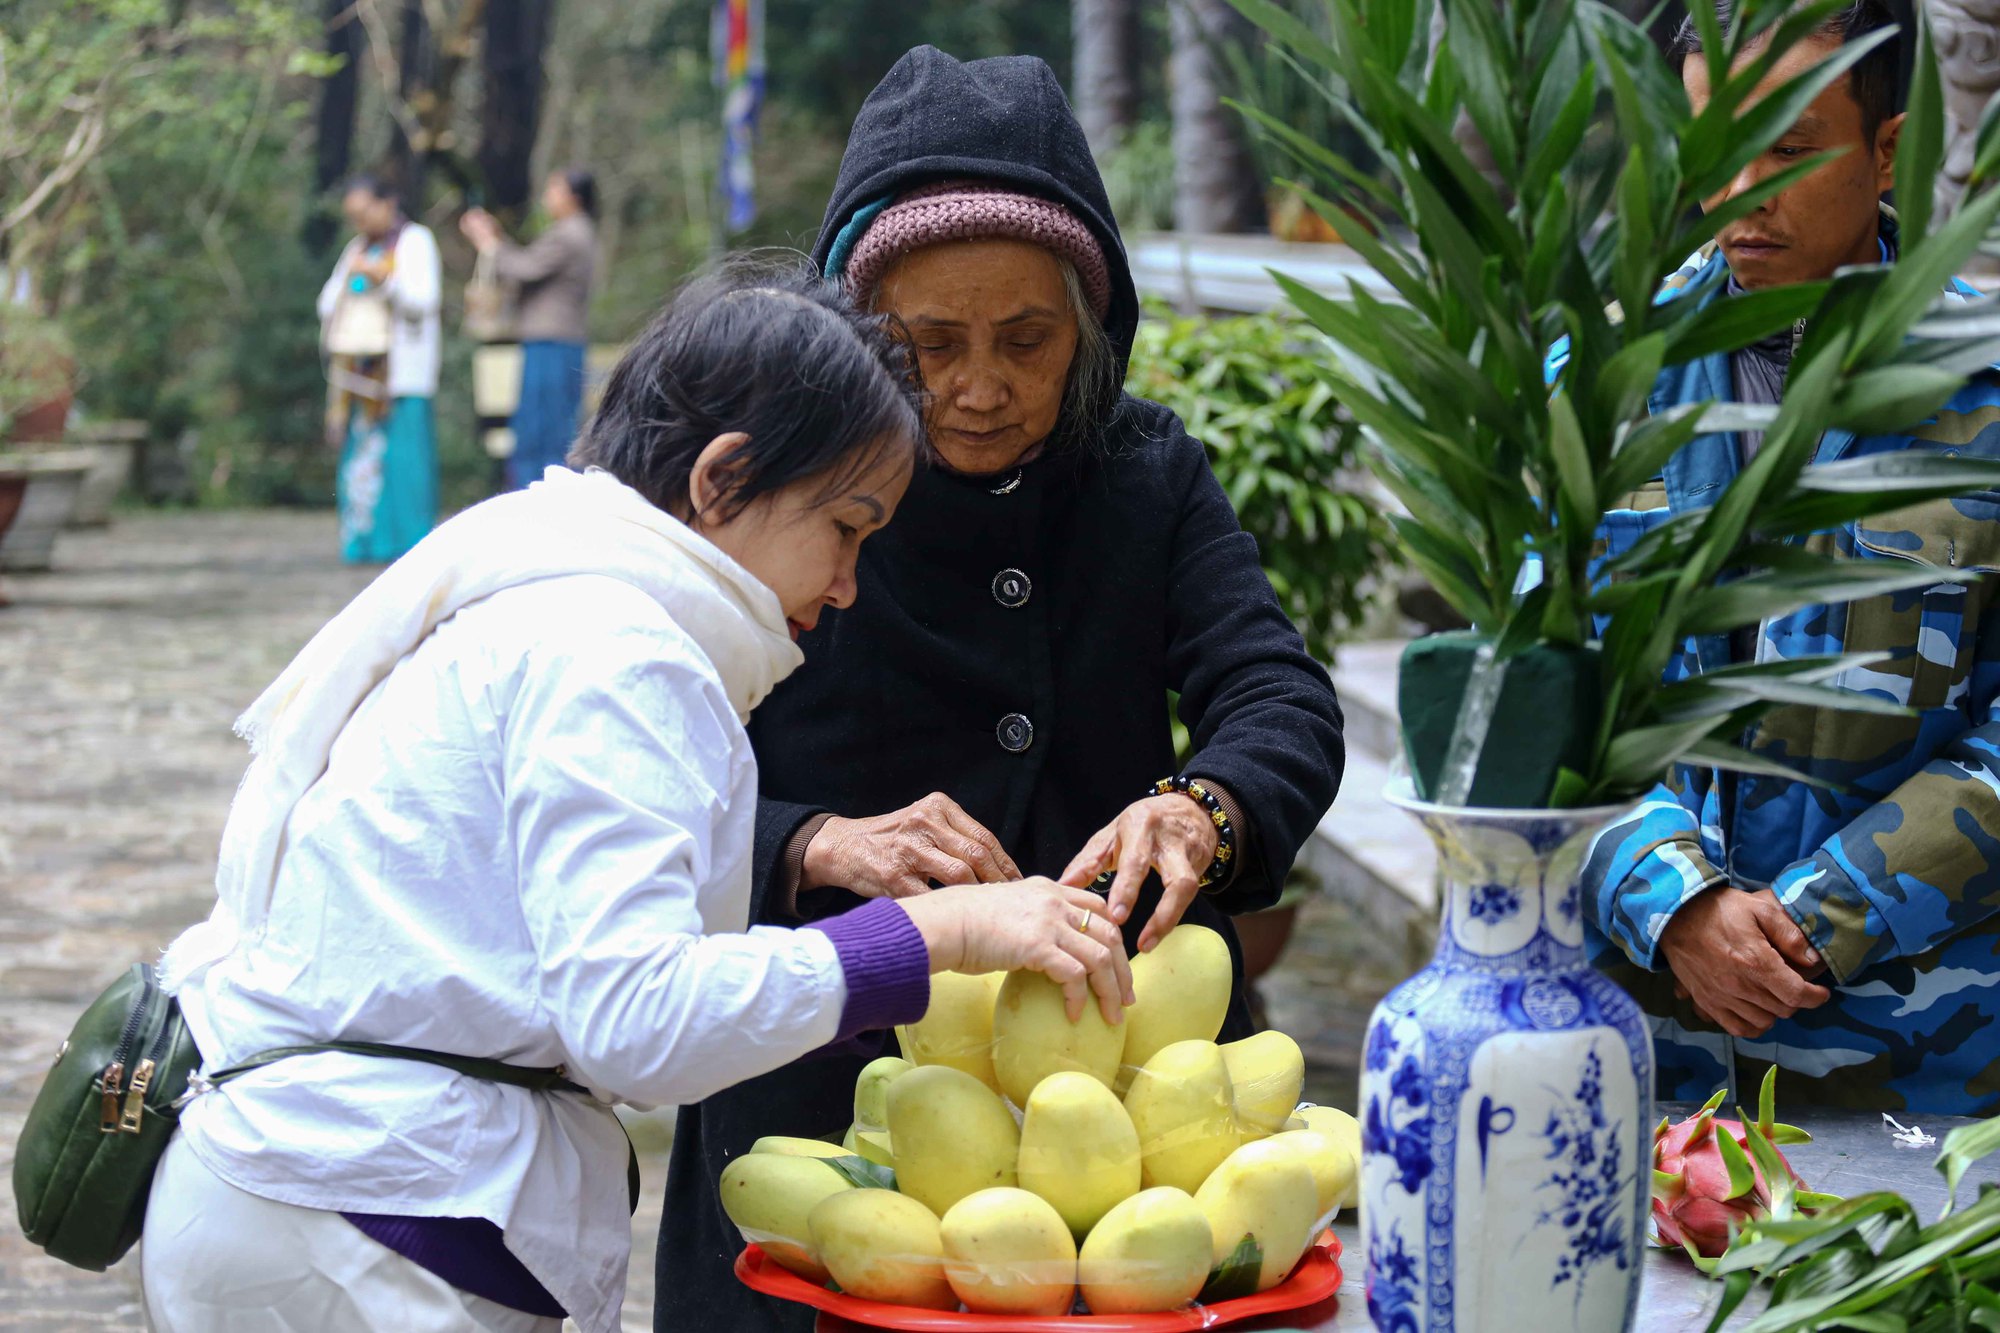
[812, 44, 1140, 380]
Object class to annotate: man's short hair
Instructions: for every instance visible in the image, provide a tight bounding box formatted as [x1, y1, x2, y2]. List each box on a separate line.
[1671, 1, 1908, 137]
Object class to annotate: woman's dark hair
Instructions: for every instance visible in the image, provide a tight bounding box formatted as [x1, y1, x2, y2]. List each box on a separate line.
[571, 261, 922, 523]
[561, 167, 599, 220]
[343, 173, 400, 207]
[1671, 0, 1906, 138]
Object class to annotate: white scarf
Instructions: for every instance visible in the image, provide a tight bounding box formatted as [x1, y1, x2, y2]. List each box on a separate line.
[159, 466, 803, 992]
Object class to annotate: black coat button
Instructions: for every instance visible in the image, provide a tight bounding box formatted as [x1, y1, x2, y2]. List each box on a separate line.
[996, 713, 1034, 753]
[992, 568, 1031, 608]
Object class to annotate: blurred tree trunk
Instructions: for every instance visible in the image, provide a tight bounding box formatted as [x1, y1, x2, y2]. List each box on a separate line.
[1169, 0, 1264, 233]
[1073, 0, 1138, 156]
[305, 0, 365, 252]
[381, 0, 488, 212]
[477, 0, 555, 221]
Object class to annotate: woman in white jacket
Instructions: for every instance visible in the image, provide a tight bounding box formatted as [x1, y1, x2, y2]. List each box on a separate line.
[318, 174, 442, 564]
[143, 266, 1133, 1332]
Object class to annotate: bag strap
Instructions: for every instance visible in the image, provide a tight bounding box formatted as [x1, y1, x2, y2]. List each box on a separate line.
[206, 1041, 587, 1096]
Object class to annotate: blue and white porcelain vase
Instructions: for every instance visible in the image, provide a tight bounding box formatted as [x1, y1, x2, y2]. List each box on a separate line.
[1359, 779, 1654, 1333]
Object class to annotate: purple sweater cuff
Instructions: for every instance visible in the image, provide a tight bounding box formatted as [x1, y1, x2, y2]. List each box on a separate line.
[807, 897, 931, 1043]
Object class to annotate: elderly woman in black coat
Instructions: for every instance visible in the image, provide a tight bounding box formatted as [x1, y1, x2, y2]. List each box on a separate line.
[655, 45, 1345, 1330]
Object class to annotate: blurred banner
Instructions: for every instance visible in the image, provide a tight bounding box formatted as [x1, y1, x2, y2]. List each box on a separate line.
[714, 0, 765, 233]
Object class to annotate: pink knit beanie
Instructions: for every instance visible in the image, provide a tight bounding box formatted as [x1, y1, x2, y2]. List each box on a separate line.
[840, 180, 1113, 320]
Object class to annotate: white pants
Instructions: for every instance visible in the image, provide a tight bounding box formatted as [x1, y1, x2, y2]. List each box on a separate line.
[142, 1134, 563, 1333]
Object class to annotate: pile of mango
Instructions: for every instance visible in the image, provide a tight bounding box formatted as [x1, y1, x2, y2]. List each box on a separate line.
[721, 925, 1361, 1317]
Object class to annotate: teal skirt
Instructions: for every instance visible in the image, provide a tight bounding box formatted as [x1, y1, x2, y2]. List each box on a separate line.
[337, 396, 437, 564]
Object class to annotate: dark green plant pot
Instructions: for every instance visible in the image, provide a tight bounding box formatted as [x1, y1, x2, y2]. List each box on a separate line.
[1399, 631, 1603, 808]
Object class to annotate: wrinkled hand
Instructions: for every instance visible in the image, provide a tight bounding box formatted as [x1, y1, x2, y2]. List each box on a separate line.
[458, 208, 501, 253]
[900, 877, 1134, 1024]
[1059, 793, 1218, 953]
[1659, 886, 1829, 1039]
[802, 793, 1022, 900]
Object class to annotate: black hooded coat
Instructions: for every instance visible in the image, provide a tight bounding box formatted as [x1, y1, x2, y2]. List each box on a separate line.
[653, 47, 1345, 1330]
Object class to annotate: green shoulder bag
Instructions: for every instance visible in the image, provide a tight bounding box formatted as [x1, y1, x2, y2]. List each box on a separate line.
[14, 963, 595, 1272]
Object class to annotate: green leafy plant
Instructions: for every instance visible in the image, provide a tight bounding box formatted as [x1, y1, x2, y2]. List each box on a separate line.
[1694, 1110, 2000, 1331]
[1128, 305, 1398, 660]
[0, 306, 77, 440]
[1231, 0, 2000, 805]
[1098, 120, 1178, 234]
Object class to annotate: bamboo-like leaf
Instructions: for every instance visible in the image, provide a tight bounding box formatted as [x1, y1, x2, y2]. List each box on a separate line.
[1829, 364, 1977, 437]
[1681, 738, 1824, 786]
[1228, 101, 1407, 220]
[1655, 674, 1914, 721]
[1660, 281, 1828, 367]
[1896, 1, 1945, 247]
[1681, 566, 1970, 637]
[1940, 1118, 2000, 1215]
[1596, 333, 1667, 437]
[1601, 404, 1706, 502]
[1392, 515, 1496, 627]
[1442, 0, 1519, 170]
[1789, 453, 2000, 495]
[1666, 151, 1849, 264]
[1682, 28, 1891, 199]
[1853, 188, 2000, 368]
[1548, 392, 1598, 527]
[1279, 183, 1431, 311]
[1228, 0, 1340, 69]
[1521, 56, 1597, 205]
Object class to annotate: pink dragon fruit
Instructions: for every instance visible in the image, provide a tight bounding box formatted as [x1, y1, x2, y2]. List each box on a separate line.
[1650, 1068, 1834, 1260]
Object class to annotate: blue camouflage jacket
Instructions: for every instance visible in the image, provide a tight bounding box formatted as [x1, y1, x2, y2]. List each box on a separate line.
[1575, 236, 2000, 1116]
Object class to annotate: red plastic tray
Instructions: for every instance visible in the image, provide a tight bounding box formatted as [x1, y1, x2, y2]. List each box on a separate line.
[735, 1231, 1342, 1331]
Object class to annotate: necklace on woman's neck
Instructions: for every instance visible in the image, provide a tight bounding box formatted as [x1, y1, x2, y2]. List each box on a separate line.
[987, 467, 1023, 496]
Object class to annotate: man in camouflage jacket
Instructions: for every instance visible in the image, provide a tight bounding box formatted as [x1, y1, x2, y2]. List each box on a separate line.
[1580, 2, 2000, 1115]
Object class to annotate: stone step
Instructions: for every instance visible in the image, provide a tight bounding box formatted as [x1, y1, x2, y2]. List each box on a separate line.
[1296, 744, 1438, 967]
[1282, 640, 1440, 965]
[1329, 639, 1402, 766]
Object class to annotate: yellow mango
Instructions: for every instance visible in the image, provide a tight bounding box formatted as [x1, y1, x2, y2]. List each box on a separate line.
[1296, 1105, 1363, 1208]
[808, 1188, 957, 1311]
[751, 1135, 850, 1161]
[1077, 1186, 1213, 1315]
[886, 1064, 1020, 1217]
[1122, 1039, 1239, 1195]
[1194, 1138, 1321, 1292]
[853, 1055, 914, 1131]
[854, 1128, 895, 1168]
[718, 1153, 853, 1282]
[1220, 1030, 1305, 1140]
[993, 969, 1127, 1106]
[1018, 1071, 1142, 1239]
[897, 970, 1004, 1092]
[939, 1187, 1078, 1316]
[1264, 1128, 1357, 1218]
[1119, 925, 1232, 1088]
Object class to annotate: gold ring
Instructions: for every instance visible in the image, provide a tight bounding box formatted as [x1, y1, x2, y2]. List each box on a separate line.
[1077, 909, 1094, 934]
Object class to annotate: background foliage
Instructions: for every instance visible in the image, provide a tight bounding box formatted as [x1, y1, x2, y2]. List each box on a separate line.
[1128, 304, 1397, 659]
[1236, 0, 2000, 803]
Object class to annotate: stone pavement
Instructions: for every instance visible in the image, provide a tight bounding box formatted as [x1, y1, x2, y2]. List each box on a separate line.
[0, 510, 1397, 1331]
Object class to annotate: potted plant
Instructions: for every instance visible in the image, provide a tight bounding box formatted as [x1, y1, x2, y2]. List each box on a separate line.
[0, 306, 77, 444]
[1231, 0, 2000, 1327]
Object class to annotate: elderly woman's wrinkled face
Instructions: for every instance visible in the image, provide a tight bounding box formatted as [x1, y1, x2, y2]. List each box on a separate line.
[876, 238, 1079, 474]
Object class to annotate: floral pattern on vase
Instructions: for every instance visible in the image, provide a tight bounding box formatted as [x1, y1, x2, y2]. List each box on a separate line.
[1360, 780, 1653, 1333]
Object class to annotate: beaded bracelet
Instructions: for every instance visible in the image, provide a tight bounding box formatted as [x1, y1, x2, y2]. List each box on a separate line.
[1089, 776, 1238, 893]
